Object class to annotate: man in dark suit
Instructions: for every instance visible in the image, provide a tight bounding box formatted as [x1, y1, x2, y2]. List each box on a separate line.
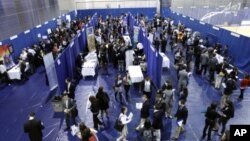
[136, 94, 150, 131]
[172, 100, 188, 140]
[24, 112, 44, 141]
[62, 94, 78, 131]
[65, 78, 76, 99]
[152, 103, 164, 141]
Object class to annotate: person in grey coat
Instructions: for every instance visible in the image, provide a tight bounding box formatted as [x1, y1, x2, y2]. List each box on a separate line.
[178, 65, 189, 94]
[200, 50, 209, 76]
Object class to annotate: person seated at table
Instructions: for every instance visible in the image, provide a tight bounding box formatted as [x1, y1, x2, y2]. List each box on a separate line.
[19, 59, 29, 81]
[20, 49, 28, 61]
[0, 60, 11, 85]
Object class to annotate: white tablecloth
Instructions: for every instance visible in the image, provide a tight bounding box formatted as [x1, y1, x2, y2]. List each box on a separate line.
[128, 65, 144, 83]
[159, 52, 170, 68]
[81, 61, 98, 77]
[7, 62, 29, 80]
[85, 51, 98, 62]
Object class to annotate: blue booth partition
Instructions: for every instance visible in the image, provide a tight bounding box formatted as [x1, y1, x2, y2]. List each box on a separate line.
[77, 8, 157, 20]
[55, 52, 69, 93]
[138, 27, 162, 89]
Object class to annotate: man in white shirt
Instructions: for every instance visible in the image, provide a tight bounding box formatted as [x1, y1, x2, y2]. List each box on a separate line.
[141, 76, 154, 99]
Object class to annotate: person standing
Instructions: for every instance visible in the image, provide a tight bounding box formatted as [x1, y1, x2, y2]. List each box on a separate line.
[62, 94, 78, 131]
[162, 83, 175, 118]
[65, 78, 76, 99]
[178, 66, 189, 94]
[19, 59, 28, 81]
[218, 100, 234, 136]
[123, 71, 132, 102]
[24, 112, 44, 141]
[117, 107, 133, 141]
[114, 74, 123, 104]
[238, 74, 250, 100]
[152, 104, 164, 141]
[172, 100, 188, 140]
[89, 96, 103, 130]
[96, 86, 110, 119]
[136, 94, 150, 131]
[220, 77, 235, 109]
[202, 103, 220, 141]
[141, 76, 155, 99]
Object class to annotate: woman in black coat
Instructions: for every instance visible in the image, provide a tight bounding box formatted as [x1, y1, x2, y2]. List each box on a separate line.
[96, 86, 110, 118]
[202, 103, 220, 141]
[218, 100, 234, 136]
[89, 96, 103, 130]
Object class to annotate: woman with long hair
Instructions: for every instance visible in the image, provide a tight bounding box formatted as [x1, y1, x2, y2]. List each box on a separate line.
[116, 107, 133, 141]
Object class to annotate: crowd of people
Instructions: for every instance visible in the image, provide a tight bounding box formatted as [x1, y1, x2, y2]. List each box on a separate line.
[19, 12, 250, 141]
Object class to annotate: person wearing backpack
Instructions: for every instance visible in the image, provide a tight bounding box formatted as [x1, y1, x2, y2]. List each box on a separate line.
[96, 86, 110, 119]
[218, 100, 234, 136]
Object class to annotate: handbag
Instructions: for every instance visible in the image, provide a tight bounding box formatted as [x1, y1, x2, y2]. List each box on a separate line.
[114, 116, 124, 132]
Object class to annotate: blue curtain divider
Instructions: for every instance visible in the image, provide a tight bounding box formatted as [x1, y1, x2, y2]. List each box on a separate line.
[138, 26, 162, 88]
[162, 9, 250, 73]
[55, 52, 69, 93]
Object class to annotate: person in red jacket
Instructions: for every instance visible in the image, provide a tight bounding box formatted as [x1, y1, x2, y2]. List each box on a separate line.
[238, 74, 250, 100]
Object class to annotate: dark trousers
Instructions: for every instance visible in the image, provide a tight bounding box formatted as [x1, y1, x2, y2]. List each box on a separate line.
[239, 88, 245, 99]
[209, 69, 215, 82]
[115, 92, 123, 104]
[93, 113, 102, 129]
[21, 71, 29, 80]
[144, 91, 151, 99]
[1, 72, 11, 84]
[200, 64, 207, 75]
[202, 118, 215, 140]
[219, 117, 229, 134]
[65, 113, 76, 128]
[124, 85, 130, 101]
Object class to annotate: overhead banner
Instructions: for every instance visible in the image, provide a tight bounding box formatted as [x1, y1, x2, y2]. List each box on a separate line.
[86, 26, 96, 52]
[134, 26, 140, 43]
[0, 44, 15, 69]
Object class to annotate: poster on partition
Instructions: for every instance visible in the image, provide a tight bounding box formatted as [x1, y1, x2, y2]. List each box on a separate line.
[134, 26, 139, 43]
[0, 44, 15, 69]
[86, 26, 96, 52]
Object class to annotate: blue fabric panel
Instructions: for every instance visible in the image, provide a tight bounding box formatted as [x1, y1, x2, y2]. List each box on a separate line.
[77, 8, 156, 20]
[55, 52, 68, 93]
[156, 53, 163, 88]
[65, 45, 74, 79]
[74, 37, 81, 55]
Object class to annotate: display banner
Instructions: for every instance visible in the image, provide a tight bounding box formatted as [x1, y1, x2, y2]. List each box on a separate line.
[86, 26, 96, 52]
[133, 26, 140, 43]
[0, 44, 15, 69]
